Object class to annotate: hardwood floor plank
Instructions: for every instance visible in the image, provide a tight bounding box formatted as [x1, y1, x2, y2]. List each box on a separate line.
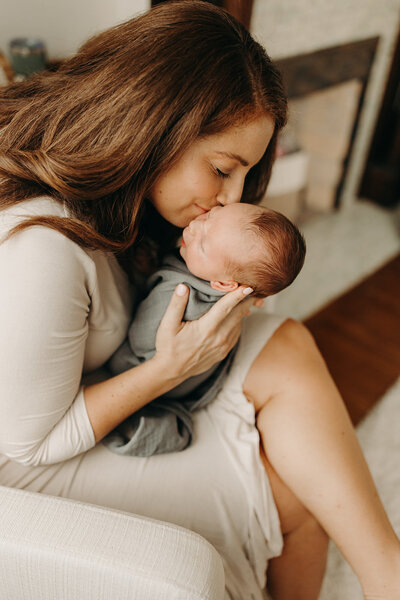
[304, 254, 400, 425]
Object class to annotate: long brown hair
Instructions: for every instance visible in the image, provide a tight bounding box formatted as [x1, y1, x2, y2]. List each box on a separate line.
[0, 0, 287, 273]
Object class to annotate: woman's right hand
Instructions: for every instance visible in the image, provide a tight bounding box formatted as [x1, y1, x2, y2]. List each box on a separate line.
[154, 283, 256, 383]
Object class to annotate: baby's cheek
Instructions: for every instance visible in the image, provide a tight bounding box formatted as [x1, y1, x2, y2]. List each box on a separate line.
[185, 251, 203, 278]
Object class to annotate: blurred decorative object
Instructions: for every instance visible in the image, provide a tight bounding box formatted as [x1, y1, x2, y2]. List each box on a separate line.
[262, 127, 309, 222]
[268, 125, 309, 197]
[290, 79, 363, 212]
[9, 38, 46, 78]
[267, 151, 309, 197]
[275, 125, 301, 157]
[274, 39, 378, 215]
[264, 79, 362, 219]
[0, 51, 13, 85]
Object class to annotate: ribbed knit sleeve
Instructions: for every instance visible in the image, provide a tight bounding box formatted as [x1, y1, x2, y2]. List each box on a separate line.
[0, 225, 96, 466]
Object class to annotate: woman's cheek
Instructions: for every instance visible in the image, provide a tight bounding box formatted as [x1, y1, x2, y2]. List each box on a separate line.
[193, 169, 219, 199]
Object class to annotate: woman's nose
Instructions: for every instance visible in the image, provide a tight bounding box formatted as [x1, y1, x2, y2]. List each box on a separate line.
[216, 177, 244, 205]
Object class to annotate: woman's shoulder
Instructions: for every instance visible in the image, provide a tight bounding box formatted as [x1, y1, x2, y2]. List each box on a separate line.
[0, 196, 68, 245]
[0, 195, 65, 224]
[0, 196, 96, 286]
[0, 195, 133, 313]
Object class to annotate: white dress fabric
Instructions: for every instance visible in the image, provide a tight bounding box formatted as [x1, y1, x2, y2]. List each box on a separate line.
[0, 197, 285, 600]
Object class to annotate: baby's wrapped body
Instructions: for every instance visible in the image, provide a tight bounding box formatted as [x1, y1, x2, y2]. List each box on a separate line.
[106, 250, 238, 456]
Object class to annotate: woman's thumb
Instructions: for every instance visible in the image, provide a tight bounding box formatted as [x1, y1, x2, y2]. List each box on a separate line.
[159, 284, 189, 334]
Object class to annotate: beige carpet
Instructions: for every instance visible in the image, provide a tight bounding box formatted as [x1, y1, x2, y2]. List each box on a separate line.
[320, 378, 400, 599]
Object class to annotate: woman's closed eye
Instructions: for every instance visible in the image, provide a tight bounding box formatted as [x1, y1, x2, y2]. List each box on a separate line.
[215, 168, 230, 179]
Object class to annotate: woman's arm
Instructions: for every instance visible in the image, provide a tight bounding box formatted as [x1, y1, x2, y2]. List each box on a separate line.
[85, 282, 254, 442]
[0, 225, 254, 464]
[0, 227, 96, 466]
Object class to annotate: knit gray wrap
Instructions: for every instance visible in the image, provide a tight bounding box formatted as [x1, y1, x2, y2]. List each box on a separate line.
[104, 250, 238, 456]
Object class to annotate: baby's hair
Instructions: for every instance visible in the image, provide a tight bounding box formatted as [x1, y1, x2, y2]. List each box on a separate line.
[229, 209, 306, 297]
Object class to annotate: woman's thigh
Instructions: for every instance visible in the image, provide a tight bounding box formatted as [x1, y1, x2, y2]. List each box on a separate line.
[0, 312, 292, 597]
[0, 311, 288, 531]
[0, 394, 276, 600]
[242, 319, 323, 532]
[0, 406, 246, 530]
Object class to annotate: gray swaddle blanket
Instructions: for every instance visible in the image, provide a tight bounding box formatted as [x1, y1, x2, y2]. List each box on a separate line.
[104, 250, 238, 456]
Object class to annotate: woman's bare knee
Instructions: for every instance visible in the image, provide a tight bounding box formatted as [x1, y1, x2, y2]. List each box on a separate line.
[243, 318, 323, 413]
[244, 317, 337, 417]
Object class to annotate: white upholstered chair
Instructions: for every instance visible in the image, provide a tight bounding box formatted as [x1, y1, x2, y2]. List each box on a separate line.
[0, 485, 225, 599]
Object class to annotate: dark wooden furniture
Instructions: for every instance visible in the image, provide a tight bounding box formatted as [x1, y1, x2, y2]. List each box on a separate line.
[360, 32, 400, 206]
[151, 0, 254, 30]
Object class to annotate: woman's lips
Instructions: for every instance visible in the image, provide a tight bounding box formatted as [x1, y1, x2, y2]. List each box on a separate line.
[195, 204, 208, 214]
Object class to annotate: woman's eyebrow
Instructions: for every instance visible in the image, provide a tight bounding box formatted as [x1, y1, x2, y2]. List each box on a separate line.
[214, 151, 248, 167]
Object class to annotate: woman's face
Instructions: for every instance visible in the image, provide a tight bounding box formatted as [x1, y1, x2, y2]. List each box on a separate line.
[148, 114, 275, 228]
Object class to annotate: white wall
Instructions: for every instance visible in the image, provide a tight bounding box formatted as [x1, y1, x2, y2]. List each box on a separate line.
[0, 0, 150, 59]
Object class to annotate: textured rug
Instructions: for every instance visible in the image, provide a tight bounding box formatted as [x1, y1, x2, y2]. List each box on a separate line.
[320, 378, 400, 599]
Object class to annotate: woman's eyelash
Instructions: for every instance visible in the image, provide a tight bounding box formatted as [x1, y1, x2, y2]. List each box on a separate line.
[216, 168, 229, 179]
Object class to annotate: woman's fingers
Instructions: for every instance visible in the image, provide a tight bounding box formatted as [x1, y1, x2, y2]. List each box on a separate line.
[158, 284, 189, 335]
[202, 285, 253, 330]
[155, 284, 251, 380]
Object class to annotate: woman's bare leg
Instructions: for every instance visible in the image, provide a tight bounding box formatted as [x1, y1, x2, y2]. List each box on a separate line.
[243, 319, 400, 599]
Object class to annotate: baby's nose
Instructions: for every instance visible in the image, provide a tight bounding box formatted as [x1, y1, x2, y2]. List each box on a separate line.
[191, 214, 206, 228]
[187, 221, 196, 235]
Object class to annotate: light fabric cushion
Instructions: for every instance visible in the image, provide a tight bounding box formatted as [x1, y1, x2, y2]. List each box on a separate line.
[0, 486, 225, 599]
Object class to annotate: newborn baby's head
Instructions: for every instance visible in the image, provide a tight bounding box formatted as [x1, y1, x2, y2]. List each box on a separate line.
[179, 203, 305, 297]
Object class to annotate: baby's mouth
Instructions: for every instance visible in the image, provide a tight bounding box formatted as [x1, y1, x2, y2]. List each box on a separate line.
[181, 229, 189, 247]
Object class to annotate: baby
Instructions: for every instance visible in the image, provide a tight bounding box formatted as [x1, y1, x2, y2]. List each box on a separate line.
[105, 203, 306, 457]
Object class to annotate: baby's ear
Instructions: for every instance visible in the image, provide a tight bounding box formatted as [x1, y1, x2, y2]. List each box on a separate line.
[210, 280, 239, 292]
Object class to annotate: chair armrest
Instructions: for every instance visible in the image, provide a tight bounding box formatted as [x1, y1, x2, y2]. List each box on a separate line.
[0, 485, 225, 600]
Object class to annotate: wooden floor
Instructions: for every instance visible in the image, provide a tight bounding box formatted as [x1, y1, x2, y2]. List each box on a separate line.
[304, 254, 400, 425]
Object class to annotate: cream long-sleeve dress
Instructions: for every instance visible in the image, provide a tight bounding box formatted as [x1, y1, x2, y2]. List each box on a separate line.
[0, 197, 285, 600]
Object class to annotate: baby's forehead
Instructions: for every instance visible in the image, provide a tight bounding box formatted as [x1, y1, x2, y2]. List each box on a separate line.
[217, 208, 264, 255]
[224, 203, 265, 229]
[215, 202, 263, 224]
[232, 203, 265, 217]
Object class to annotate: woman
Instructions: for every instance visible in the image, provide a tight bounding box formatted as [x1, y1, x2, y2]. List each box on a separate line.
[0, 2, 399, 598]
